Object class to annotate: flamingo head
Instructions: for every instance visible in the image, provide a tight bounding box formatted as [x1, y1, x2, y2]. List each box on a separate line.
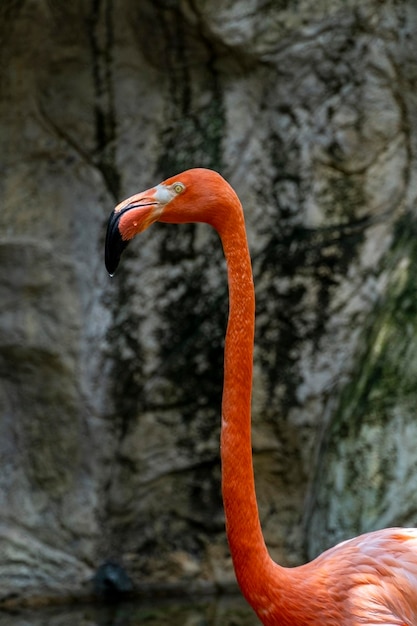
[105, 168, 235, 275]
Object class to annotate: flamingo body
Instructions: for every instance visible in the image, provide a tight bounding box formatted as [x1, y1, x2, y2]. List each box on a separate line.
[105, 168, 417, 625]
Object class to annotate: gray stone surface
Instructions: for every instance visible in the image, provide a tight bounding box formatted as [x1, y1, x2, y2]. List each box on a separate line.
[1, 0, 417, 604]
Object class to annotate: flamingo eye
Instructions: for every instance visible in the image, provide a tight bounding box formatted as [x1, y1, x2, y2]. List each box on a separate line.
[173, 183, 184, 194]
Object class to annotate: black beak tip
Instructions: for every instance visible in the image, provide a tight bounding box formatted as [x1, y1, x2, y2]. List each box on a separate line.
[105, 211, 129, 276]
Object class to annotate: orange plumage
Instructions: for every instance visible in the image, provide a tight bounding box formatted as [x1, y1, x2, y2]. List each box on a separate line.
[105, 168, 417, 625]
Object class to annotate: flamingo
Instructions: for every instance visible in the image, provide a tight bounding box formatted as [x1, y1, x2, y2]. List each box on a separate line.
[105, 167, 417, 625]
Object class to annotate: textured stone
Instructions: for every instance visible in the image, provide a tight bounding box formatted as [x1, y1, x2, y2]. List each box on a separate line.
[1, 0, 417, 605]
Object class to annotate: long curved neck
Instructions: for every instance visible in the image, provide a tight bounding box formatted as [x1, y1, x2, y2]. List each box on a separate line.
[217, 200, 279, 605]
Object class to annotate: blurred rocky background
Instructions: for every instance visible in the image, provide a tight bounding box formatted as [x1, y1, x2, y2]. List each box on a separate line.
[1, 0, 417, 606]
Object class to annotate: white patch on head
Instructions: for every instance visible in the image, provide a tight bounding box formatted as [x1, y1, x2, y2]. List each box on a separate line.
[155, 184, 176, 204]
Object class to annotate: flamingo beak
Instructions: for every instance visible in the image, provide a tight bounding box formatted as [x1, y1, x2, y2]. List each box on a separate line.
[105, 206, 130, 276]
[105, 192, 159, 275]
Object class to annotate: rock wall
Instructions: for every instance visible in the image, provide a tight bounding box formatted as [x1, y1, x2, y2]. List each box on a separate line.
[1, 0, 417, 604]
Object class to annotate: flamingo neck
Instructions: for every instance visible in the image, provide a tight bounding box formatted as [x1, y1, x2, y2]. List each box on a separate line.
[217, 204, 280, 608]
